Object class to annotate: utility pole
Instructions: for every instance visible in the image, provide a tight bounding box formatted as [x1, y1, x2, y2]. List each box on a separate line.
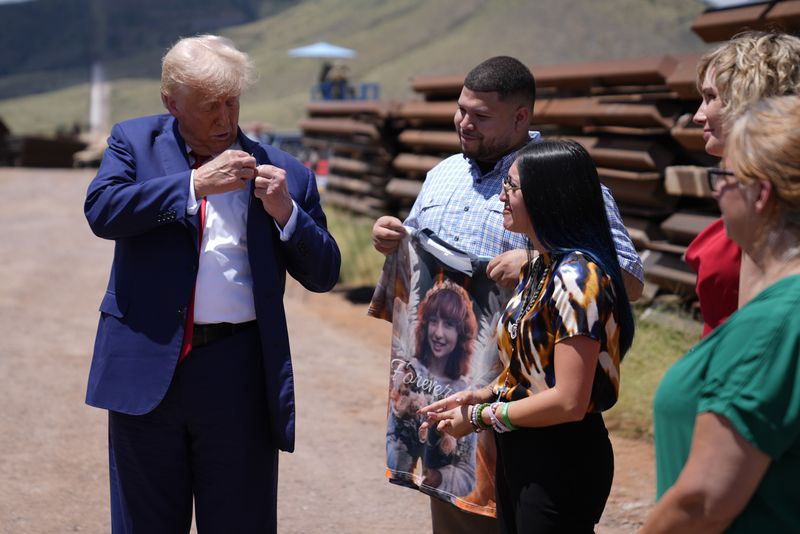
[88, 0, 109, 139]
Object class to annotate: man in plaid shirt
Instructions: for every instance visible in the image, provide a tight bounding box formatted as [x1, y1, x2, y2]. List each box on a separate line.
[372, 56, 643, 533]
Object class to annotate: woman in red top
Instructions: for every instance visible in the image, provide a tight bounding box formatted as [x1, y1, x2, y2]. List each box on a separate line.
[686, 31, 800, 336]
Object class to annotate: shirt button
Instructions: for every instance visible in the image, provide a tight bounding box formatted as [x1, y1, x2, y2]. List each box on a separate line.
[463, 206, 470, 212]
[454, 236, 459, 241]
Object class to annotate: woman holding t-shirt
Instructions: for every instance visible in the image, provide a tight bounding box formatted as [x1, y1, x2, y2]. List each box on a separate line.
[419, 139, 635, 533]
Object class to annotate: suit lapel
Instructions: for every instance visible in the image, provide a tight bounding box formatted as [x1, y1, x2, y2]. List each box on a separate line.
[241, 131, 280, 287]
[154, 118, 202, 242]
[240, 129, 273, 227]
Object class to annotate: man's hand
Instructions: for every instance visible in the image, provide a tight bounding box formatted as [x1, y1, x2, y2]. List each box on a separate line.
[623, 271, 644, 302]
[254, 164, 294, 227]
[487, 249, 530, 289]
[193, 150, 256, 198]
[372, 216, 406, 255]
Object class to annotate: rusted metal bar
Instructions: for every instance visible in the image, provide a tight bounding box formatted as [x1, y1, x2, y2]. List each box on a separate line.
[670, 121, 706, 152]
[302, 136, 390, 159]
[410, 75, 464, 97]
[305, 101, 394, 118]
[392, 153, 443, 175]
[665, 54, 703, 100]
[322, 190, 385, 219]
[690, 4, 770, 43]
[386, 177, 423, 200]
[766, 1, 800, 28]
[622, 215, 664, 249]
[595, 91, 678, 102]
[537, 97, 678, 128]
[396, 101, 455, 123]
[600, 169, 676, 211]
[660, 212, 718, 245]
[598, 167, 661, 181]
[584, 125, 669, 136]
[641, 250, 697, 296]
[328, 156, 371, 176]
[298, 118, 381, 140]
[324, 173, 375, 195]
[397, 130, 460, 152]
[568, 136, 673, 170]
[647, 240, 688, 256]
[410, 56, 679, 97]
[535, 56, 679, 89]
[664, 166, 713, 198]
[691, 1, 800, 43]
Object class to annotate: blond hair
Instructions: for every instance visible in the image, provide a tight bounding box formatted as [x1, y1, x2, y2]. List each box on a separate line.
[697, 31, 800, 130]
[161, 35, 257, 98]
[727, 96, 800, 227]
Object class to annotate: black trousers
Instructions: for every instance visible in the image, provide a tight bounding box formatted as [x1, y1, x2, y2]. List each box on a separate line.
[108, 325, 277, 533]
[495, 413, 613, 534]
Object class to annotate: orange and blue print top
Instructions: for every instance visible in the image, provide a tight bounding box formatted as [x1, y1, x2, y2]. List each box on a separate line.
[494, 251, 622, 413]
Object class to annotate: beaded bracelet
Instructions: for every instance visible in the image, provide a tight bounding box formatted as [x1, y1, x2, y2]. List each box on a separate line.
[468, 404, 483, 433]
[474, 402, 491, 431]
[501, 402, 519, 431]
[487, 402, 510, 433]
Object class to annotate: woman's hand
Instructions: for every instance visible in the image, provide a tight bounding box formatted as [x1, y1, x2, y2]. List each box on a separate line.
[417, 387, 493, 417]
[420, 404, 473, 438]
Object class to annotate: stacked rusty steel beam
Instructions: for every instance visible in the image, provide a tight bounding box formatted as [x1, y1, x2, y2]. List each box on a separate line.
[297, 2, 800, 297]
[299, 101, 398, 218]
[394, 55, 718, 296]
[691, 0, 800, 43]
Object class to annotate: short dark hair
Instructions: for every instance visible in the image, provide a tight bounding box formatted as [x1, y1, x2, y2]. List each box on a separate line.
[516, 139, 634, 357]
[464, 56, 536, 110]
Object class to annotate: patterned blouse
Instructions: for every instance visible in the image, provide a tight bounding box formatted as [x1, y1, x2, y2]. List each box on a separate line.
[493, 251, 622, 413]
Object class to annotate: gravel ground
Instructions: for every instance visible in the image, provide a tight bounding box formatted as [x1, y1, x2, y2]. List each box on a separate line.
[0, 168, 654, 533]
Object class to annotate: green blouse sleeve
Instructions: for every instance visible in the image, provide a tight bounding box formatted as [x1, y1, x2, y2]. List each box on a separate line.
[698, 299, 800, 460]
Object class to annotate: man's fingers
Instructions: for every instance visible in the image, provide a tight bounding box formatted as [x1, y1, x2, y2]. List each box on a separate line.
[374, 228, 405, 242]
[238, 166, 257, 180]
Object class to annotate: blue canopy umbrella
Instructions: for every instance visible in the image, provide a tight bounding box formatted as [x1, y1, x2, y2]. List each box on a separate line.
[287, 41, 356, 59]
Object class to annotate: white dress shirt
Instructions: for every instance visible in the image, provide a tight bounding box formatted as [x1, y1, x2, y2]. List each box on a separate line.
[185, 144, 298, 324]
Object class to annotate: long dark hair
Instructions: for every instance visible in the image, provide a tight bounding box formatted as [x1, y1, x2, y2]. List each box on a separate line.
[516, 139, 634, 357]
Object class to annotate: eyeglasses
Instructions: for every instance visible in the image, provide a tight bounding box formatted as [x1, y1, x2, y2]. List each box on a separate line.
[707, 167, 737, 192]
[502, 175, 521, 194]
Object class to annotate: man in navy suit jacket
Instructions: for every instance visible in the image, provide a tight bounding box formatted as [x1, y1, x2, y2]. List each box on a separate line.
[84, 35, 340, 533]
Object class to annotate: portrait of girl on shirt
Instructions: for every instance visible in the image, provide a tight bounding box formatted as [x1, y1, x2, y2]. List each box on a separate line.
[387, 279, 479, 498]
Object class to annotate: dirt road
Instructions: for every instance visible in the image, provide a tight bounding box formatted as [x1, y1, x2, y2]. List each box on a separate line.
[0, 169, 654, 533]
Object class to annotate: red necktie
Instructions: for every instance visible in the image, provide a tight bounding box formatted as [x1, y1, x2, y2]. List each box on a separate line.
[179, 153, 210, 363]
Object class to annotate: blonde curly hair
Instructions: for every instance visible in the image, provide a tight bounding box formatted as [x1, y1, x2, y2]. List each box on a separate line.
[697, 31, 800, 130]
[161, 35, 257, 99]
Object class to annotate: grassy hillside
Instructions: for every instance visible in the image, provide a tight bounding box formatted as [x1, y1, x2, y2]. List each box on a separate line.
[0, 0, 710, 135]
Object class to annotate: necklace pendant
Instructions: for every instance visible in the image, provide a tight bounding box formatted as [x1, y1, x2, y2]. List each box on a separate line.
[508, 322, 518, 339]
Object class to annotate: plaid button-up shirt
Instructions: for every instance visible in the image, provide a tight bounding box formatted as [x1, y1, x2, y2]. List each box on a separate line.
[404, 132, 644, 281]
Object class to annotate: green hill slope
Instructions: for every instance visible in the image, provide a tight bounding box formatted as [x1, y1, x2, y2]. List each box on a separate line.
[0, 0, 709, 135]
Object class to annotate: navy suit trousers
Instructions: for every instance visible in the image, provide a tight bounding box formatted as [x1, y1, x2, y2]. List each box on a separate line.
[108, 325, 278, 533]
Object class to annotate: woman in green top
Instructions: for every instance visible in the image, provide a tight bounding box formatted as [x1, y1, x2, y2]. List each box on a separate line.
[642, 96, 800, 532]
